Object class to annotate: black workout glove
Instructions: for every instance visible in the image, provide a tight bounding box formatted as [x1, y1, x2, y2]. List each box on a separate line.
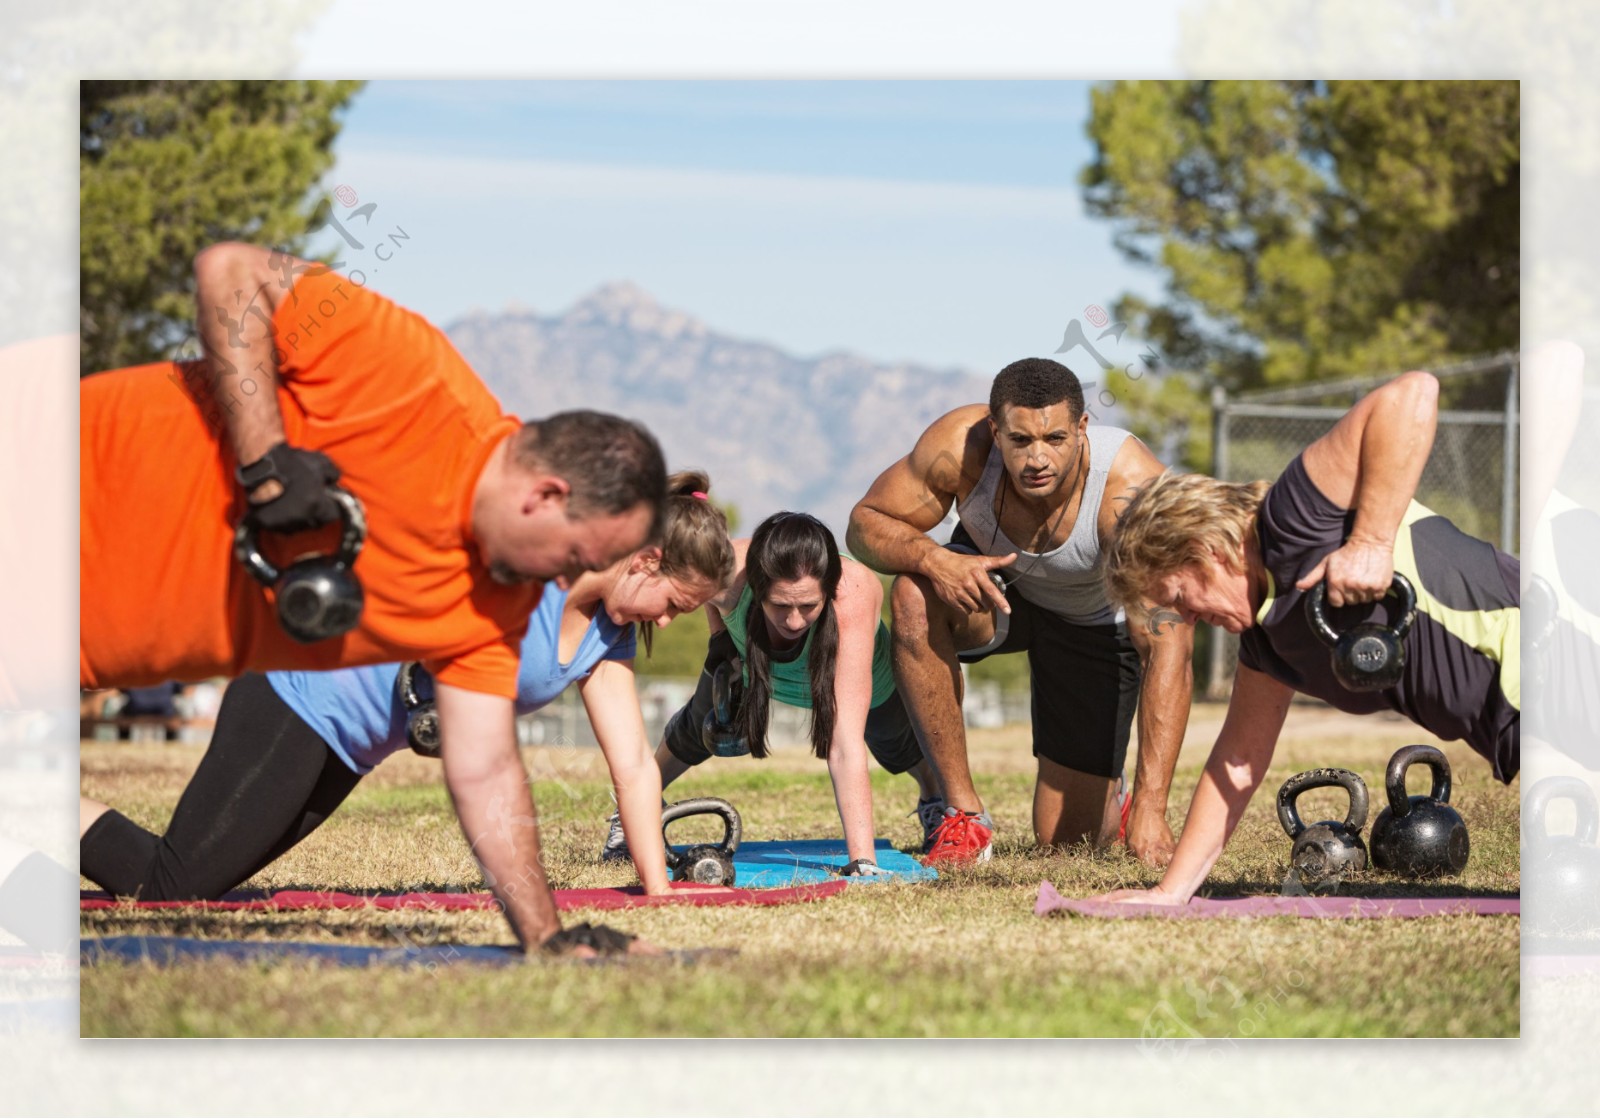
[540, 920, 638, 957]
[236, 442, 343, 535]
[839, 859, 890, 878]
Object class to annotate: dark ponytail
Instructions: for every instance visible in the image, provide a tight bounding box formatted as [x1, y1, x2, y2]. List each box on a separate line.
[738, 511, 843, 760]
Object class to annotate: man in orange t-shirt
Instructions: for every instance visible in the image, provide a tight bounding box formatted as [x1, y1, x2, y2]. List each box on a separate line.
[80, 243, 666, 957]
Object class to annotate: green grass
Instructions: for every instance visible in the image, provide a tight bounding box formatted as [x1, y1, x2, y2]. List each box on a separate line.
[79, 705, 1520, 1037]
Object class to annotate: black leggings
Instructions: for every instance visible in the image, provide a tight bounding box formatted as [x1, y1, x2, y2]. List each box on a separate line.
[80, 672, 362, 901]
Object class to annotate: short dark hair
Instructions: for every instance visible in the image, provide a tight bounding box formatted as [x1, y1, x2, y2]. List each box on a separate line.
[512, 411, 667, 537]
[989, 357, 1085, 423]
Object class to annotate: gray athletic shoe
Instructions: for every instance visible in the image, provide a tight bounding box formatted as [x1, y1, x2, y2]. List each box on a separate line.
[915, 795, 948, 853]
[599, 812, 631, 863]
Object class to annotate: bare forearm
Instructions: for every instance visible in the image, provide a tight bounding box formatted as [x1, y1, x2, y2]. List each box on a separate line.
[1349, 371, 1438, 546]
[612, 754, 671, 894]
[1131, 654, 1191, 815]
[847, 506, 941, 576]
[444, 755, 561, 951]
[1153, 669, 1292, 901]
[1153, 756, 1260, 902]
[827, 743, 878, 863]
[193, 244, 288, 466]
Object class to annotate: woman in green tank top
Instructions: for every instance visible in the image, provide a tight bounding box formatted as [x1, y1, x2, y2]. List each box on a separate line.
[617, 512, 946, 871]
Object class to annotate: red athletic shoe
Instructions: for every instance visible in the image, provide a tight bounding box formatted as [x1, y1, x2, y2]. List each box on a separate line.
[1119, 788, 1133, 843]
[922, 807, 994, 866]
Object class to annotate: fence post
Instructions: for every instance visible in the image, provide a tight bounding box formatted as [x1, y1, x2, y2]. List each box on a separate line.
[1208, 384, 1231, 699]
[1502, 358, 1519, 555]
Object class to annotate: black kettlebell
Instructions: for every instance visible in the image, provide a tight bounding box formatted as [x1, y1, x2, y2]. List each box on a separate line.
[1305, 572, 1417, 692]
[1524, 776, 1600, 935]
[662, 797, 742, 886]
[397, 661, 441, 758]
[234, 486, 367, 643]
[1370, 744, 1470, 877]
[701, 659, 750, 758]
[1277, 767, 1370, 887]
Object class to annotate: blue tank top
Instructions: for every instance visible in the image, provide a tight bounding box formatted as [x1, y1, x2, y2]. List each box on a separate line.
[267, 585, 636, 774]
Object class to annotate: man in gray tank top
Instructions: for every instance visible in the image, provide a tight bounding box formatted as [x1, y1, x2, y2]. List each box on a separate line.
[848, 358, 1194, 867]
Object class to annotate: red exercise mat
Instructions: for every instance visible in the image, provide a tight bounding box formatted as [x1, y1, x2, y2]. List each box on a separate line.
[1034, 880, 1520, 919]
[82, 879, 847, 912]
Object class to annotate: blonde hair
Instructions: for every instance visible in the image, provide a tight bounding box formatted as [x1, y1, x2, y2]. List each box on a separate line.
[639, 470, 734, 655]
[1104, 470, 1270, 618]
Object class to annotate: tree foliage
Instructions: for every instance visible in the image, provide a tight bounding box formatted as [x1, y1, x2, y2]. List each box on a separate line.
[80, 79, 364, 374]
[1081, 80, 1519, 467]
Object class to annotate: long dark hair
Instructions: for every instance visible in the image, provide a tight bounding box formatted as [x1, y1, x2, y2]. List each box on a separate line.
[739, 512, 843, 760]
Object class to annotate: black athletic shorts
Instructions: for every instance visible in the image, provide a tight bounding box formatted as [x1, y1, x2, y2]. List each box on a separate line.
[663, 629, 924, 774]
[947, 528, 1141, 779]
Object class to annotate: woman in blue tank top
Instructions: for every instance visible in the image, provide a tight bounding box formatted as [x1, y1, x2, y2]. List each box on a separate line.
[80, 473, 734, 903]
[611, 511, 942, 874]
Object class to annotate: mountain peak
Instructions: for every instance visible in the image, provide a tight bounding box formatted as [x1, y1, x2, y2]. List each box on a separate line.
[562, 281, 706, 339]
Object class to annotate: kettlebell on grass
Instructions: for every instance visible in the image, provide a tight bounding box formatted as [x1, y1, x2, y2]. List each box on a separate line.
[662, 797, 742, 886]
[1277, 767, 1369, 888]
[1370, 744, 1470, 877]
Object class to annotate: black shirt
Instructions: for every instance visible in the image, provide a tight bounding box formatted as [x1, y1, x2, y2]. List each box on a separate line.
[1239, 455, 1520, 782]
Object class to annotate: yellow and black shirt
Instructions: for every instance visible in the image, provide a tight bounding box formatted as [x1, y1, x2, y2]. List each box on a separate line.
[1240, 455, 1520, 782]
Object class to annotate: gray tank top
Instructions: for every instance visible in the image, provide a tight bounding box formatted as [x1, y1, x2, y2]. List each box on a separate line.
[956, 425, 1130, 626]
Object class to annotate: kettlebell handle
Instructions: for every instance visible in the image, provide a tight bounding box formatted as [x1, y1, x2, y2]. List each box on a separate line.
[1277, 767, 1369, 839]
[1306, 572, 1417, 648]
[1384, 743, 1452, 818]
[661, 797, 742, 856]
[1525, 776, 1600, 850]
[234, 487, 368, 585]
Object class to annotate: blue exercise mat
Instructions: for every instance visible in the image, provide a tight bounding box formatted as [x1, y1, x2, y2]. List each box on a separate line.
[722, 838, 937, 888]
[81, 936, 734, 969]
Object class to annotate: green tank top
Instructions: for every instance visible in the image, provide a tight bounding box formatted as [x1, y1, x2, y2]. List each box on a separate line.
[721, 581, 897, 709]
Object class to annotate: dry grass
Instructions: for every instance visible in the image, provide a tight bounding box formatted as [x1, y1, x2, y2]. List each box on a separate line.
[79, 702, 1520, 1037]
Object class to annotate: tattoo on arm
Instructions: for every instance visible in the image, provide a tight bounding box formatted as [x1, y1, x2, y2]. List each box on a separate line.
[1146, 608, 1184, 636]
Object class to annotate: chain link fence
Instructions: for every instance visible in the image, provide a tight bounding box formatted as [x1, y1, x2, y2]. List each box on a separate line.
[1205, 353, 1520, 698]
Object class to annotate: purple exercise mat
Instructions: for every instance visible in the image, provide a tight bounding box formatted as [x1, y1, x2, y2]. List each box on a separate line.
[1034, 880, 1520, 919]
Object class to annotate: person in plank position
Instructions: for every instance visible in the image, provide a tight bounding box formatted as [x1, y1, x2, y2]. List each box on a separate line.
[81, 243, 666, 956]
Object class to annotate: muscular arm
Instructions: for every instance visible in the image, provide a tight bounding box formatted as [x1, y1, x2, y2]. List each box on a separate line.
[434, 683, 564, 951]
[1124, 610, 1193, 868]
[1296, 370, 1440, 606]
[824, 563, 883, 864]
[192, 243, 302, 483]
[1102, 434, 1193, 868]
[579, 659, 671, 895]
[847, 406, 1014, 613]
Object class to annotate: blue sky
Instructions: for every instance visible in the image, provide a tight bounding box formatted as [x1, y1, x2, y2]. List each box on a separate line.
[312, 81, 1166, 373]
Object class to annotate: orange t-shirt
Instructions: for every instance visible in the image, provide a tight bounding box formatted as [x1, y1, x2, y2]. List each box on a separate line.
[80, 268, 538, 698]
